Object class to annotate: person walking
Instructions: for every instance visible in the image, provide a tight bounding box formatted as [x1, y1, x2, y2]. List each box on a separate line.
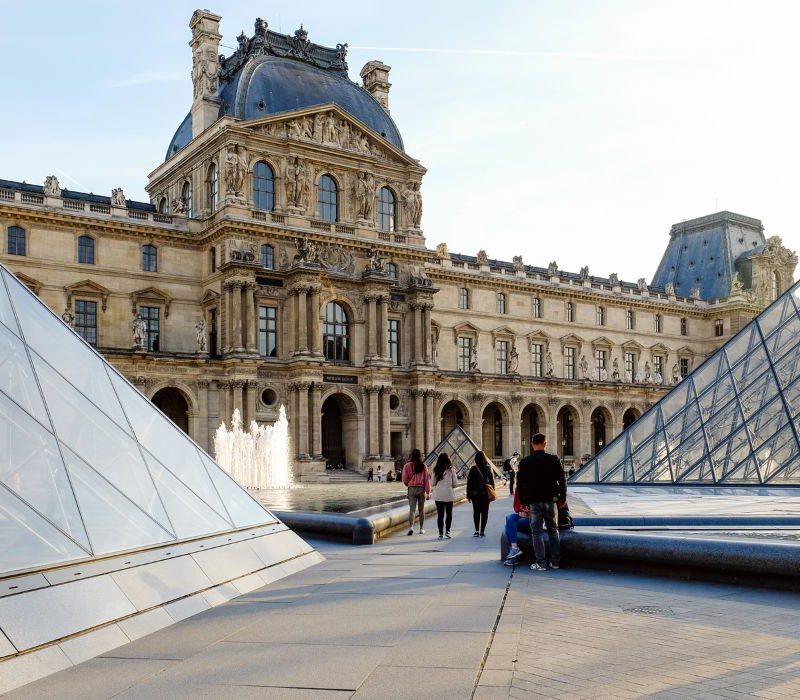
[467, 452, 495, 537]
[402, 449, 430, 535]
[367, 467, 374, 482]
[431, 453, 458, 539]
[515, 433, 567, 571]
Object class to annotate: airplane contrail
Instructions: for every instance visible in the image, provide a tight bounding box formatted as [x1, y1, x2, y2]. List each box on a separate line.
[348, 46, 688, 62]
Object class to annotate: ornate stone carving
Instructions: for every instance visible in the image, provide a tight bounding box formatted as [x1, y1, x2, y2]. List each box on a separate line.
[731, 272, 744, 294]
[545, 350, 554, 377]
[637, 278, 648, 292]
[229, 239, 257, 263]
[365, 246, 384, 272]
[171, 196, 187, 214]
[512, 255, 524, 271]
[111, 188, 126, 207]
[609, 272, 619, 286]
[476, 250, 489, 265]
[436, 242, 449, 259]
[43, 175, 61, 198]
[223, 144, 247, 198]
[764, 235, 798, 268]
[579, 266, 590, 281]
[355, 171, 376, 221]
[508, 343, 519, 374]
[690, 287, 701, 300]
[469, 345, 479, 372]
[672, 363, 680, 384]
[402, 182, 423, 229]
[665, 281, 675, 295]
[61, 308, 74, 327]
[285, 156, 307, 209]
[612, 357, 620, 381]
[192, 46, 218, 99]
[132, 313, 147, 350]
[547, 261, 558, 276]
[580, 355, 589, 380]
[317, 244, 354, 274]
[195, 318, 207, 353]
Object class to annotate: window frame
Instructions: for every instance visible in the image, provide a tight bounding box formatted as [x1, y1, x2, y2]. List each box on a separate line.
[714, 318, 724, 337]
[654, 313, 663, 334]
[74, 299, 98, 347]
[258, 305, 278, 357]
[7, 225, 26, 256]
[386, 262, 398, 281]
[680, 357, 690, 378]
[457, 336, 472, 372]
[260, 243, 275, 270]
[207, 163, 219, 213]
[459, 288, 469, 310]
[378, 186, 396, 232]
[596, 305, 605, 326]
[564, 346, 576, 379]
[181, 180, 193, 217]
[323, 301, 350, 362]
[625, 351, 636, 381]
[141, 244, 158, 272]
[139, 305, 160, 352]
[496, 339, 509, 374]
[626, 309, 635, 330]
[77, 235, 95, 265]
[532, 297, 541, 319]
[497, 292, 507, 315]
[566, 301, 574, 323]
[531, 342, 543, 377]
[680, 317, 688, 336]
[388, 318, 401, 366]
[317, 174, 339, 223]
[253, 161, 276, 212]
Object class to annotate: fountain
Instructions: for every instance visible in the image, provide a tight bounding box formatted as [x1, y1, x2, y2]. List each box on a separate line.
[213, 405, 294, 489]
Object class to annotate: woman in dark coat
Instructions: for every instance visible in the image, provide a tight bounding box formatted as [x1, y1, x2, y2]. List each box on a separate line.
[467, 451, 495, 537]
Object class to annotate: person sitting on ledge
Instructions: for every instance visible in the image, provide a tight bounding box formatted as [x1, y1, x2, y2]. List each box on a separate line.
[504, 489, 529, 566]
[386, 469, 395, 482]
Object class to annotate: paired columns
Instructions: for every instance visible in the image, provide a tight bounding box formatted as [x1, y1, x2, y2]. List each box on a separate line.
[287, 381, 325, 459]
[364, 293, 391, 362]
[290, 284, 322, 356]
[409, 301, 433, 365]
[222, 279, 258, 354]
[217, 379, 259, 427]
[366, 384, 393, 457]
[411, 388, 440, 454]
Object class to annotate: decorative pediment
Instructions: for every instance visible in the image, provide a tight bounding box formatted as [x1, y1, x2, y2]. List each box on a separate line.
[65, 279, 110, 311]
[201, 289, 220, 306]
[244, 105, 419, 167]
[677, 345, 695, 357]
[491, 326, 516, 343]
[130, 287, 172, 317]
[650, 342, 670, 355]
[526, 329, 550, 345]
[621, 339, 644, 351]
[560, 333, 584, 346]
[591, 335, 614, 349]
[15, 272, 43, 296]
[453, 322, 480, 344]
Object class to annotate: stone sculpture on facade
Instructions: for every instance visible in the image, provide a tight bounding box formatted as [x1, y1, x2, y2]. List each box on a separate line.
[580, 354, 589, 380]
[295, 237, 319, 264]
[171, 197, 187, 215]
[61, 307, 74, 328]
[612, 357, 620, 381]
[365, 247, 384, 272]
[436, 243, 449, 259]
[691, 287, 701, 300]
[609, 273, 619, 286]
[476, 250, 488, 265]
[512, 255, 524, 272]
[43, 175, 61, 198]
[644, 361, 652, 383]
[402, 182, 423, 229]
[730, 272, 744, 294]
[508, 344, 520, 374]
[637, 278, 648, 292]
[469, 345, 479, 371]
[547, 261, 558, 276]
[322, 112, 338, 144]
[665, 281, 675, 295]
[192, 47, 219, 99]
[355, 171, 375, 221]
[545, 350, 554, 377]
[224, 145, 247, 198]
[229, 240, 257, 262]
[133, 314, 147, 350]
[285, 156, 307, 209]
[654, 368, 663, 385]
[111, 188, 127, 207]
[672, 363, 681, 384]
[579, 266, 590, 281]
[195, 318, 207, 353]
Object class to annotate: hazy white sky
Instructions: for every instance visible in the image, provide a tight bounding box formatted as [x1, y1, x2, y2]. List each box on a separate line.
[2, 1, 799, 281]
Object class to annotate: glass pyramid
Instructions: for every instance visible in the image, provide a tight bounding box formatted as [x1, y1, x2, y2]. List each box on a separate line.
[0, 263, 278, 576]
[572, 279, 800, 485]
[425, 424, 503, 480]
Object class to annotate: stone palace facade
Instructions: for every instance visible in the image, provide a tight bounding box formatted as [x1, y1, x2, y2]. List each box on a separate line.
[1, 11, 796, 479]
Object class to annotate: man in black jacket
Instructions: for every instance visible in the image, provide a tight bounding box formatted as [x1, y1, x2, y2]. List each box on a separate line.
[515, 433, 567, 571]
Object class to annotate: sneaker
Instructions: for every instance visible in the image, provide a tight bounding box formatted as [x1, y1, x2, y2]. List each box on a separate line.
[407, 529, 413, 536]
[530, 563, 546, 572]
[505, 549, 524, 564]
[438, 534, 444, 540]
[550, 562, 560, 570]
[473, 532, 480, 537]
[445, 531, 452, 539]
[419, 529, 425, 535]
[479, 532, 486, 537]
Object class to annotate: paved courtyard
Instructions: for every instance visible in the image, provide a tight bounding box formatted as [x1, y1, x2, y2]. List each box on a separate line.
[9, 493, 800, 699]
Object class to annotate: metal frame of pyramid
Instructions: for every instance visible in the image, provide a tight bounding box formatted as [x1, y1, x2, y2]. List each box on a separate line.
[572, 280, 800, 485]
[425, 424, 503, 480]
[0, 263, 321, 691]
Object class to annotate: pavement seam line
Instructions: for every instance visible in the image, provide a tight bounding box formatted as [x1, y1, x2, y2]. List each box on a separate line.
[471, 566, 514, 698]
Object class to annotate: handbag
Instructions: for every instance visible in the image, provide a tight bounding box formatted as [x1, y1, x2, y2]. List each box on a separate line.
[483, 467, 497, 502]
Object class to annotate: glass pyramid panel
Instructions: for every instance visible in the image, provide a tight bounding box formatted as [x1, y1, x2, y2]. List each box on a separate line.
[0, 484, 90, 572]
[424, 424, 501, 480]
[0, 391, 89, 549]
[0, 263, 280, 576]
[571, 278, 800, 485]
[62, 446, 174, 555]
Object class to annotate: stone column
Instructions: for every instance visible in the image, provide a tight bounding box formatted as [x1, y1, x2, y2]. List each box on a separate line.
[365, 294, 377, 358]
[412, 303, 422, 363]
[218, 380, 231, 427]
[296, 287, 308, 354]
[378, 295, 389, 360]
[311, 383, 323, 457]
[509, 396, 522, 457]
[380, 386, 391, 456]
[223, 282, 233, 353]
[195, 379, 210, 451]
[422, 303, 432, 364]
[471, 393, 485, 449]
[297, 382, 310, 457]
[231, 380, 244, 420]
[245, 380, 258, 426]
[245, 282, 257, 353]
[546, 399, 559, 455]
[424, 390, 434, 454]
[310, 286, 322, 356]
[412, 389, 424, 452]
[579, 400, 592, 461]
[431, 391, 443, 444]
[367, 387, 380, 457]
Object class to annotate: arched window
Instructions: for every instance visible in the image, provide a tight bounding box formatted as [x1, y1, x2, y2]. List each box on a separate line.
[260, 243, 274, 270]
[158, 197, 168, 214]
[596, 305, 605, 326]
[317, 175, 338, 223]
[7, 226, 26, 256]
[497, 292, 506, 314]
[207, 163, 219, 213]
[142, 244, 157, 272]
[77, 235, 95, 264]
[654, 313, 662, 333]
[253, 161, 275, 211]
[323, 302, 349, 362]
[386, 262, 398, 280]
[566, 301, 574, 322]
[378, 187, 396, 232]
[181, 180, 193, 217]
[772, 270, 781, 301]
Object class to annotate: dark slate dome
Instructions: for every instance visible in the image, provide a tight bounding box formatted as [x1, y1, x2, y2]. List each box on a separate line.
[166, 24, 403, 160]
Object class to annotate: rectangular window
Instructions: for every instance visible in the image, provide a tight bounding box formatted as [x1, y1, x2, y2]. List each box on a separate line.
[142, 244, 157, 272]
[457, 336, 472, 372]
[210, 247, 216, 273]
[497, 293, 506, 314]
[626, 309, 635, 330]
[596, 306, 605, 326]
[532, 297, 541, 318]
[595, 349, 607, 376]
[564, 346, 575, 379]
[258, 306, 277, 357]
[388, 319, 400, 366]
[7, 226, 26, 256]
[625, 351, 635, 382]
[139, 306, 160, 351]
[654, 314, 663, 333]
[680, 357, 690, 378]
[680, 317, 688, 336]
[531, 343, 543, 377]
[459, 288, 469, 310]
[714, 319, 724, 337]
[496, 340, 509, 374]
[78, 236, 95, 265]
[566, 301, 574, 323]
[209, 308, 218, 358]
[74, 300, 97, 346]
[654, 355, 664, 382]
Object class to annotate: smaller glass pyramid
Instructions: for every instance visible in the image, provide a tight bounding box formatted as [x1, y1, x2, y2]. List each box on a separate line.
[572, 280, 800, 485]
[425, 425, 503, 480]
[0, 263, 278, 577]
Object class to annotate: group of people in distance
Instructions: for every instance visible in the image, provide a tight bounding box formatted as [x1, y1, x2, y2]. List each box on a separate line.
[399, 433, 568, 572]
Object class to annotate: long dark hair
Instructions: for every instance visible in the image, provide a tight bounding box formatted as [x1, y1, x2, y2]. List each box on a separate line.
[433, 453, 451, 483]
[474, 451, 488, 472]
[410, 448, 425, 474]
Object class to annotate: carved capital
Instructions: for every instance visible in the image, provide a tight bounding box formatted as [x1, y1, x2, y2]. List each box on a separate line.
[195, 379, 211, 389]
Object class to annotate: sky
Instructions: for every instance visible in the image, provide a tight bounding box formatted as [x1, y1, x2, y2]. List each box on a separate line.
[2, 0, 800, 281]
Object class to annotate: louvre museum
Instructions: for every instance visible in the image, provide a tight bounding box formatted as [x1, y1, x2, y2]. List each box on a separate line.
[0, 9, 797, 480]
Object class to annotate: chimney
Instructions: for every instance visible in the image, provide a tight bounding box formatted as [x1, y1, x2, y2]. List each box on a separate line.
[189, 9, 222, 138]
[360, 61, 392, 112]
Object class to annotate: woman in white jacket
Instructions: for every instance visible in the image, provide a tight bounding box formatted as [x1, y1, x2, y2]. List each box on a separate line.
[431, 453, 459, 539]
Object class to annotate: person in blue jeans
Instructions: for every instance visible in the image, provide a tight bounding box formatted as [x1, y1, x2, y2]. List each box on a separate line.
[515, 433, 567, 571]
[504, 490, 529, 565]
